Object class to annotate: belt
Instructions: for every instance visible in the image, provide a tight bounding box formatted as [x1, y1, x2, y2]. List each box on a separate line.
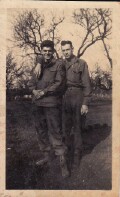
[67, 86, 82, 90]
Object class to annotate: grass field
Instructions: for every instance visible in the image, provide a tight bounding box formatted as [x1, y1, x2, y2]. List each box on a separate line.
[6, 99, 112, 189]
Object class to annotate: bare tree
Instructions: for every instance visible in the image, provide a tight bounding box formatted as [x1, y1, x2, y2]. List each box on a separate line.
[12, 9, 65, 59]
[73, 8, 112, 68]
[6, 52, 24, 90]
[96, 9, 112, 68]
[48, 12, 64, 43]
[6, 52, 33, 91]
[13, 9, 45, 56]
[47, 12, 65, 58]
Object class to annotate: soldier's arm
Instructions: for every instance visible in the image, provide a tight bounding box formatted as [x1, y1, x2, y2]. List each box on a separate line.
[34, 55, 43, 78]
[27, 73, 44, 100]
[81, 61, 92, 106]
[28, 55, 43, 92]
[43, 63, 66, 96]
[34, 63, 42, 78]
[27, 73, 38, 93]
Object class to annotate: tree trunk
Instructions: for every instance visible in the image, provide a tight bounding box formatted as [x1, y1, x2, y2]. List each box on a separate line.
[54, 49, 59, 59]
[102, 39, 112, 69]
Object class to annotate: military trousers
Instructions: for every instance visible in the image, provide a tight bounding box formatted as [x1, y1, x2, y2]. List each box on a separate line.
[33, 105, 67, 156]
[62, 87, 83, 153]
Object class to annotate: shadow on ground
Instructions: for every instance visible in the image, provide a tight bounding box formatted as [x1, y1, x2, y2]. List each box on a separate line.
[6, 101, 112, 190]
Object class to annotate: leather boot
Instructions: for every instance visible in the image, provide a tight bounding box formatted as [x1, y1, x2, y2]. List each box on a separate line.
[36, 152, 50, 166]
[60, 155, 70, 178]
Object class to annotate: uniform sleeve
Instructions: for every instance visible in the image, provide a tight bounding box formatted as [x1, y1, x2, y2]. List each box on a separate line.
[27, 73, 38, 93]
[43, 63, 66, 96]
[35, 54, 43, 65]
[81, 61, 92, 105]
[28, 55, 43, 91]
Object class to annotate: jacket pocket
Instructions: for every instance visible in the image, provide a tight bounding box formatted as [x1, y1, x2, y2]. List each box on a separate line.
[72, 66, 82, 74]
[49, 68, 57, 78]
[49, 66, 57, 72]
[70, 66, 82, 82]
[43, 68, 57, 85]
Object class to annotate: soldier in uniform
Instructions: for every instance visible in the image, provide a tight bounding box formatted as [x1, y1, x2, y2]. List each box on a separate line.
[61, 40, 91, 167]
[28, 40, 69, 178]
[34, 40, 91, 169]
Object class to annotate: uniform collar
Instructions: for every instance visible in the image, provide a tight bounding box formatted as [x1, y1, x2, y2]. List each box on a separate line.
[65, 55, 78, 69]
[43, 57, 56, 68]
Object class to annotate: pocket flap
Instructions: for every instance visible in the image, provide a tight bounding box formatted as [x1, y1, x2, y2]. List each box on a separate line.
[49, 67, 57, 72]
[72, 66, 82, 73]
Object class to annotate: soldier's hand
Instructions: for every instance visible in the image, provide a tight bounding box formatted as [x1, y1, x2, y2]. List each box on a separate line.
[34, 63, 41, 78]
[32, 90, 44, 100]
[37, 90, 45, 98]
[81, 105, 88, 115]
[32, 90, 38, 96]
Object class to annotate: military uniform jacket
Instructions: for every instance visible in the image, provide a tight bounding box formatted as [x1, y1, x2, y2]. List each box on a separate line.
[29, 57, 66, 107]
[64, 55, 91, 105]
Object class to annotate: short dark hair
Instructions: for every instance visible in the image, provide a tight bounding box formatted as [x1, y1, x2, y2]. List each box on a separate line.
[41, 40, 54, 50]
[61, 40, 73, 48]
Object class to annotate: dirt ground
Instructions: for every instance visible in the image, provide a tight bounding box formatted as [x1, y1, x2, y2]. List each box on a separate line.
[6, 100, 112, 190]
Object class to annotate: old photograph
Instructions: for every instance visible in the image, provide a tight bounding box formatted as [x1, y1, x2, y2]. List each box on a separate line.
[6, 5, 112, 190]
[0, 1, 120, 197]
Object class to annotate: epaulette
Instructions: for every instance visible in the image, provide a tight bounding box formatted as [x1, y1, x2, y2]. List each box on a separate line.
[77, 58, 86, 64]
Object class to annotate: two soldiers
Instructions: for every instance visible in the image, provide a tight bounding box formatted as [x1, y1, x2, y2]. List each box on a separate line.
[29, 40, 91, 178]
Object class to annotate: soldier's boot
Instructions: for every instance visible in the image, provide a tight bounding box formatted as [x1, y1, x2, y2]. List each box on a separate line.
[36, 152, 50, 166]
[60, 155, 70, 178]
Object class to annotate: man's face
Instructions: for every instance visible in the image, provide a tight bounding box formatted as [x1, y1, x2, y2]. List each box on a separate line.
[41, 46, 54, 61]
[61, 44, 73, 59]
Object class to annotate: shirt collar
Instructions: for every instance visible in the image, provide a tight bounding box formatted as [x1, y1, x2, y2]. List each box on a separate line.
[65, 55, 78, 69]
[43, 57, 56, 68]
